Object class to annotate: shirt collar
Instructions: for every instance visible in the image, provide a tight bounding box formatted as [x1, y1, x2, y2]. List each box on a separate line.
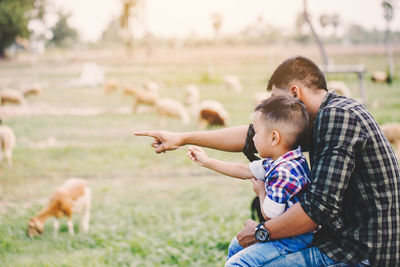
[318, 90, 336, 112]
[264, 146, 303, 178]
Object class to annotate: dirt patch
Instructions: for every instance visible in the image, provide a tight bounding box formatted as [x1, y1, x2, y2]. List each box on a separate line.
[0, 104, 133, 118]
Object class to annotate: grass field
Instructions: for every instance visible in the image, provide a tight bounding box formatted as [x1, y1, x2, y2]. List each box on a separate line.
[0, 45, 399, 266]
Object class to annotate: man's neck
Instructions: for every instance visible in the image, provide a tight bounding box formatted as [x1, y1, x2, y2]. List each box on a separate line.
[306, 90, 328, 122]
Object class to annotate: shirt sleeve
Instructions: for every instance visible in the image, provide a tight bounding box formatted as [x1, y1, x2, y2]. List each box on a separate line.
[299, 107, 366, 230]
[248, 160, 266, 180]
[242, 123, 259, 162]
[264, 169, 303, 218]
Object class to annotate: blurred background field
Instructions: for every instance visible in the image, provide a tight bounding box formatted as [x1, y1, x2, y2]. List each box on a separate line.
[1, 45, 400, 267]
[1, 0, 400, 266]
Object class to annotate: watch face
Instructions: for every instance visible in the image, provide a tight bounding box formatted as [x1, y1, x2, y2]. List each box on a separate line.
[255, 228, 269, 242]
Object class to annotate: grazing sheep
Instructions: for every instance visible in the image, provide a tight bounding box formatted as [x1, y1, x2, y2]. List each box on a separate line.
[327, 81, 351, 97]
[27, 178, 91, 238]
[197, 100, 229, 129]
[371, 71, 390, 84]
[122, 85, 137, 97]
[131, 87, 158, 113]
[184, 84, 200, 116]
[0, 125, 16, 166]
[253, 91, 271, 106]
[381, 122, 400, 159]
[185, 84, 200, 106]
[143, 81, 159, 94]
[0, 89, 26, 106]
[155, 98, 190, 125]
[224, 75, 243, 92]
[23, 85, 42, 97]
[104, 79, 119, 94]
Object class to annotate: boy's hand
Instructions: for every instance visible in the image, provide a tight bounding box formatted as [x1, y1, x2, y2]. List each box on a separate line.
[251, 178, 266, 197]
[187, 145, 209, 167]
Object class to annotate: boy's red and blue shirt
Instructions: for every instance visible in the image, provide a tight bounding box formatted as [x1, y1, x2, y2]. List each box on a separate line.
[249, 146, 311, 214]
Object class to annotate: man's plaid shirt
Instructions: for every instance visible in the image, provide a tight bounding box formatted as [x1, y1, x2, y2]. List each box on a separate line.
[243, 91, 400, 266]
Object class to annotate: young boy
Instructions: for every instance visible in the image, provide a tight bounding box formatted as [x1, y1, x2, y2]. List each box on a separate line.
[187, 95, 313, 266]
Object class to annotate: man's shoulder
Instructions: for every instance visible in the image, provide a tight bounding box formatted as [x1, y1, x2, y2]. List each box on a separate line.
[321, 95, 379, 133]
[318, 95, 372, 127]
[323, 95, 369, 117]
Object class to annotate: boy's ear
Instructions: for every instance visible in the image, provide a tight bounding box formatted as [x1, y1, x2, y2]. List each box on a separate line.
[271, 130, 280, 146]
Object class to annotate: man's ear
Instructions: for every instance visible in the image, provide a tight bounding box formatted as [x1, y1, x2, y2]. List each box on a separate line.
[271, 130, 281, 146]
[290, 85, 301, 98]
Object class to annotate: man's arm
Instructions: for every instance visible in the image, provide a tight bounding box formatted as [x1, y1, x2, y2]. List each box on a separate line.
[237, 203, 317, 247]
[135, 125, 249, 153]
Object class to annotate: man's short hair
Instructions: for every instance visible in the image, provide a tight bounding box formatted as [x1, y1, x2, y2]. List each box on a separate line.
[267, 56, 327, 91]
[255, 95, 309, 149]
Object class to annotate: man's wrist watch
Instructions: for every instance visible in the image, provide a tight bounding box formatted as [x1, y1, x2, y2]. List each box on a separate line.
[254, 222, 270, 243]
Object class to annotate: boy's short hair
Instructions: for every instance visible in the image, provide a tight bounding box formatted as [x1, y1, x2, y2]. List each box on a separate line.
[267, 56, 327, 92]
[255, 95, 309, 149]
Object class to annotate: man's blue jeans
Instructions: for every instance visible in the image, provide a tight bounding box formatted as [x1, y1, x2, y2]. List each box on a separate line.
[264, 246, 370, 267]
[225, 232, 313, 267]
[226, 235, 369, 267]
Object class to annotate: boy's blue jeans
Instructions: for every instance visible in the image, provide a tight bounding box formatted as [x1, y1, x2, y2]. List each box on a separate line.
[226, 232, 313, 267]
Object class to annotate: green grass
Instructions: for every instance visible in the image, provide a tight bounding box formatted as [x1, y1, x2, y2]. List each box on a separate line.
[0, 45, 399, 266]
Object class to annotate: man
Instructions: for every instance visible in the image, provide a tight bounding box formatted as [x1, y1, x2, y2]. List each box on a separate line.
[135, 56, 400, 266]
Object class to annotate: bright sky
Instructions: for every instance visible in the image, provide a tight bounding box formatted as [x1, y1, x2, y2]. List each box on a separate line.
[53, 0, 400, 42]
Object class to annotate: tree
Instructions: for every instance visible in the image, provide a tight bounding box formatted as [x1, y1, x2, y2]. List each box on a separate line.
[211, 13, 223, 43]
[0, 0, 41, 58]
[48, 11, 78, 48]
[302, 0, 329, 66]
[319, 14, 340, 38]
[119, 0, 144, 55]
[382, 0, 396, 80]
[100, 18, 122, 46]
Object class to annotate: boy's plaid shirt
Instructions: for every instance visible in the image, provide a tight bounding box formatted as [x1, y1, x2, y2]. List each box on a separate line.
[257, 147, 311, 210]
[244, 92, 400, 266]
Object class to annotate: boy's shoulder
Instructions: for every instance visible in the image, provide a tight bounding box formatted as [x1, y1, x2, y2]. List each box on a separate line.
[266, 148, 310, 180]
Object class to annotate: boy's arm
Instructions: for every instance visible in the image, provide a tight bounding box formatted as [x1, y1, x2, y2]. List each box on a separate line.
[188, 146, 254, 180]
[204, 158, 254, 180]
[258, 193, 271, 221]
[250, 179, 271, 221]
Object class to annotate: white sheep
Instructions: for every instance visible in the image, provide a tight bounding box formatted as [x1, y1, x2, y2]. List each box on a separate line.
[327, 81, 351, 98]
[131, 87, 158, 113]
[371, 71, 389, 83]
[381, 122, 400, 159]
[143, 81, 159, 94]
[224, 75, 243, 92]
[185, 84, 200, 106]
[197, 100, 229, 129]
[155, 98, 190, 125]
[0, 125, 16, 166]
[0, 89, 26, 106]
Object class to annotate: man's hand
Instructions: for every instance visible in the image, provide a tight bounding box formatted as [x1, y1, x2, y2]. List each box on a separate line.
[187, 145, 209, 167]
[134, 130, 184, 153]
[236, 219, 259, 248]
